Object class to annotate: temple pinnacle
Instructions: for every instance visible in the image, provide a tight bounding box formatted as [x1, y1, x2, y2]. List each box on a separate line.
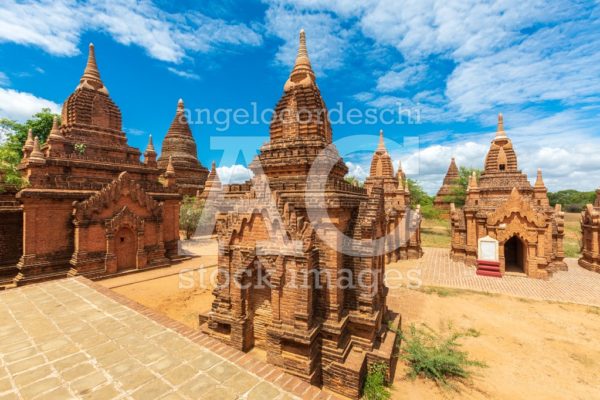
[82, 43, 101, 83]
[377, 129, 386, 151]
[496, 113, 506, 138]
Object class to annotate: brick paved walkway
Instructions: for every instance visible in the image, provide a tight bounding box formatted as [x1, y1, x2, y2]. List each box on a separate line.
[0, 277, 337, 400]
[390, 247, 600, 307]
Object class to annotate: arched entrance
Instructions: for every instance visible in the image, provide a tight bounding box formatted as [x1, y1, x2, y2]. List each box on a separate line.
[504, 236, 525, 273]
[115, 227, 136, 272]
[249, 259, 272, 350]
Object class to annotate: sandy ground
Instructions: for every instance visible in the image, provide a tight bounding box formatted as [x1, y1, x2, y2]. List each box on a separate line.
[99, 239, 600, 400]
[386, 287, 600, 400]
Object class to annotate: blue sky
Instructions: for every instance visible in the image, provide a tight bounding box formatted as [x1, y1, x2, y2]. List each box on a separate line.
[1, 0, 599, 194]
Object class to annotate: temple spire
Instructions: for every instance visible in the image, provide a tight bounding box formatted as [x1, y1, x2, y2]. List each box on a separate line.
[48, 116, 63, 140]
[145, 134, 156, 153]
[77, 43, 108, 94]
[377, 129, 386, 152]
[29, 137, 45, 163]
[166, 156, 176, 176]
[496, 113, 506, 138]
[535, 168, 545, 188]
[22, 128, 34, 155]
[284, 29, 316, 91]
[177, 98, 184, 113]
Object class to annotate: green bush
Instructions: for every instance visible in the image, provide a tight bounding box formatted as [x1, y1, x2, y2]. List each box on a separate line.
[400, 323, 486, 389]
[362, 362, 391, 400]
[179, 196, 207, 239]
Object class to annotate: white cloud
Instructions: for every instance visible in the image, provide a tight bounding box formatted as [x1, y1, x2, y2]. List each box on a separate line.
[167, 67, 200, 80]
[345, 161, 368, 181]
[446, 20, 600, 115]
[217, 164, 253, 184]
[0, 0, 262, 63]
[376, 64, 427, 92]
[0, 87, 61, 122]
[0, 72, 10, 86]
[264, 2, 353, 74]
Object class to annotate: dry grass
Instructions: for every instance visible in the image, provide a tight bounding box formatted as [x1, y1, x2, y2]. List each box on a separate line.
[421, 218, 451, 248]
[563, 212, 582, 258]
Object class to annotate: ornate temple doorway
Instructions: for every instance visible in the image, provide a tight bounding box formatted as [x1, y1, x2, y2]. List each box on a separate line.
[504, 236, 525, 273]
[115, 227, 136, 272]
[249, 259, 272, 350]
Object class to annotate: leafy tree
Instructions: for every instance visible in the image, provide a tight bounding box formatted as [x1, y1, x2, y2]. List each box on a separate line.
[0, 109, 60, 189]
[407, 178, 441, 219]
[345, 175, 364, 188]
[445, 167, 482, 207]
[548, 190, 596, 212]
[179, 197, 208, 240]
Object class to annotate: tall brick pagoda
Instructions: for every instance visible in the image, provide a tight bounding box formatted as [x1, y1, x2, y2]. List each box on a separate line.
[434, 157, 460, 217]
[157, 99, 209, 196]
[364, 130, 422, 262]
[201, 30, 401, 399]
[0, 44, 182, 286]
[450, 114, 566, 278]
[580, 189, 600, 272]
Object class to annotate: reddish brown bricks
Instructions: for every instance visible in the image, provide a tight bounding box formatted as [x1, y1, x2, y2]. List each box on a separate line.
[201, 30, 404, 399]
[434, 157, 460, 217]
[450, 114, 566, 278]
[580, 189, 600, 273]
[3, 43, 183, 285]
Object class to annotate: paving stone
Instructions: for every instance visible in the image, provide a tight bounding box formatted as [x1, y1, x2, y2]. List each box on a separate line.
[206, 362, 241, 383]
[178, 375, 219, 398]
[3, 346, 38, 364]
[131, 378, 173, 400]
[70, 371, 107, 396]
[52, 353, 88, 372]
[0, 377, 13, 393]
[117, 369, 156, 392]
[188, 354, 223, 372]
[34, 386, 74, 400]
[200, 385, 239, 400]
[13, 365, 54, 388]
[81, 384, 121, 400]
[61, 362, 96, 381]
[0, 391, 19, 400]
[0, 280, 314, 400]
[149, 357, 182, 374]
[223, 371, 260, 395]
[6, 355, 46, 375]
[19, 377, 62, 399]
[247, 382, 283, 400]
[163, 364, 198, 386]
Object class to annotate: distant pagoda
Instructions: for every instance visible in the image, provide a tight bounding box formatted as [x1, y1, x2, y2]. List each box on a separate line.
[157, 99, 209, 196]
[450, 114, 566, 278]
[434, 157, 460, 217]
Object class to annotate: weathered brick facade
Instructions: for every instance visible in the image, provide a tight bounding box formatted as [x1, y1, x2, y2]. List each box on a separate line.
[0, 44, 182, 286]
[201, 31, 403, 399]
[450, 114, 566, 278]
[364, 130, 422, 262]
[580, 189, 600, 273]
[434, 157, 460, 217]
[157, 99, 209, 196]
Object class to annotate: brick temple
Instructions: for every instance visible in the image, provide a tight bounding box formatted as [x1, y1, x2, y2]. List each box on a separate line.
[201, 30, 408, 398]
[0, 44, 183, 286]
[434, 157, 460, 217]
[157, 98, 209, 196]
[450, 114, 566, 278]
[364, 130, 422, 262]
[580, 189, 600, 273]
